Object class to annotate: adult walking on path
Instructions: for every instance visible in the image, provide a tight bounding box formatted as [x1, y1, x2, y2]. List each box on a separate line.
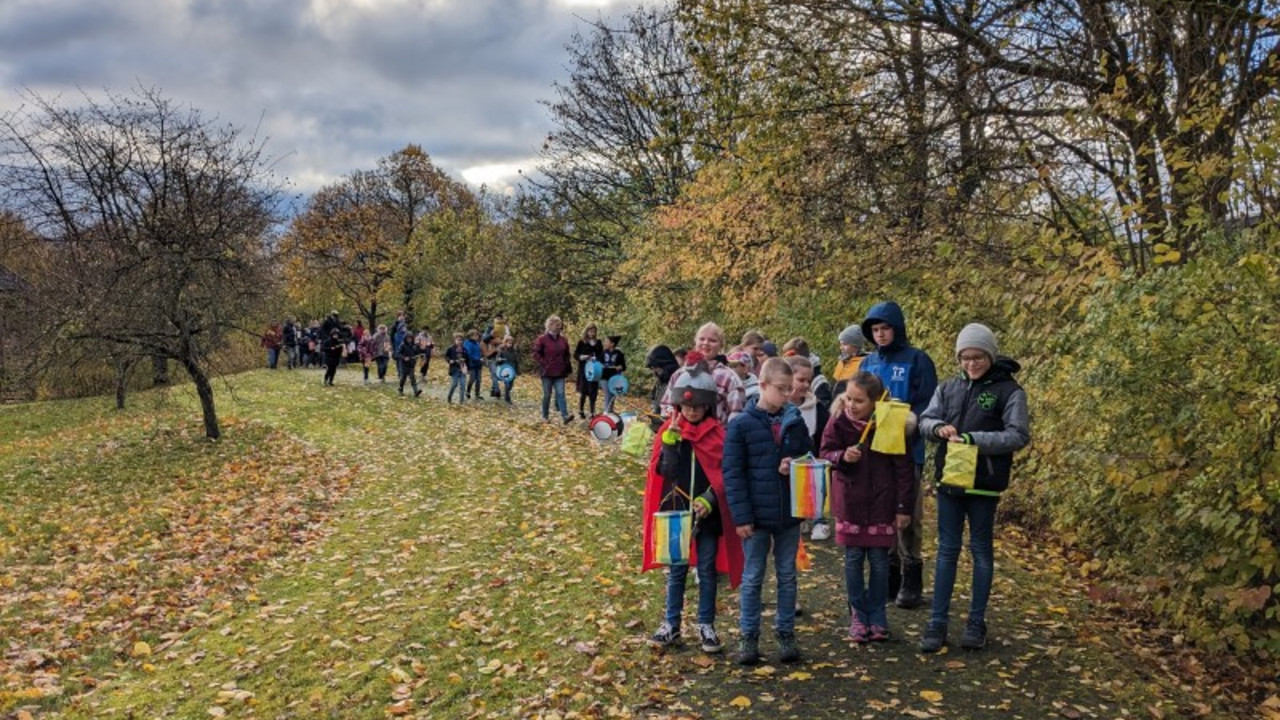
[261, 324, 282, 369]
[575, 324, 604, 418]
[859, 301, 938, 610]
[533, 315, 573, 424]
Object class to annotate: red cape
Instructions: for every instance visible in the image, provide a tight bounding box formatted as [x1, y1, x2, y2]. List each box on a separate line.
[641, 414, 745, 588]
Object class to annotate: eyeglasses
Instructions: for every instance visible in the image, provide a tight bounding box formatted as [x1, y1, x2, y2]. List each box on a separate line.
[958, 355, 990, 365]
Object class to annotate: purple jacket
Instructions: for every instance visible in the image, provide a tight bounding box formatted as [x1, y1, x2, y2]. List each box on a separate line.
[532, 332, 572, 378]
[819, 410, 915, 548]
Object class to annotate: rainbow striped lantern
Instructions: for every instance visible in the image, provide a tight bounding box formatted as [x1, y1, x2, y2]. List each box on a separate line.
[789, 457, 832, 520]
[651, 510, 693, 566]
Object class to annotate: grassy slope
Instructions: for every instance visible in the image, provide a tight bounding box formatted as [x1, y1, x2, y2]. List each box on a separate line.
[0, 368, 1237, 719]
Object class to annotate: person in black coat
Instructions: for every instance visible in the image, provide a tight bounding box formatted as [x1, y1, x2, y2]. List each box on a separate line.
[574, 324, 604, 418]
[321, 329, 345, 386]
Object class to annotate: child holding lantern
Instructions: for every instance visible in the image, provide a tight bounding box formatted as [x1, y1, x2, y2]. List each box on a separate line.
[641, 354, 742, 653]
[820, 372, 916, 643]
[723, 357, 813, 665]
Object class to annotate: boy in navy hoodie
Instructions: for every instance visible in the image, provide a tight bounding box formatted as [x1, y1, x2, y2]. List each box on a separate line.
[860, 301, 938, 609]
[723, 358, 813, 666]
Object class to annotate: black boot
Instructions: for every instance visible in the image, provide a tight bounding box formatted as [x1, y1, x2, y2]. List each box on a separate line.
[896, 562, 924, 609]
[888, 564, 902, 601]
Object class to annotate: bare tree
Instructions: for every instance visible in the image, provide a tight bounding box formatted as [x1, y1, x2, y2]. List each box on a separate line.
[0, 86, 284, 438]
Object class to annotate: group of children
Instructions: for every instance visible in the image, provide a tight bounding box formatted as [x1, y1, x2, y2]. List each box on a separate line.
[641, 307, 1031, 665]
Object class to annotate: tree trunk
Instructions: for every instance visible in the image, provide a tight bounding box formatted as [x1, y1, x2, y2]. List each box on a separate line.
[114, 358, 132, 410]
[367, 299, 379, 334]
[151, 354, 169, 386]
[182, 359, 220, 439]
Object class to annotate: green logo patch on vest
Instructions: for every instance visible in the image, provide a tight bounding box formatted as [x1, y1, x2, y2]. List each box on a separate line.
[977, 391, 998, 410]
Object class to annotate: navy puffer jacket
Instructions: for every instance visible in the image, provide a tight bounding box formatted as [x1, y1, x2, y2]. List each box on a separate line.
[722, 397, 813, 531]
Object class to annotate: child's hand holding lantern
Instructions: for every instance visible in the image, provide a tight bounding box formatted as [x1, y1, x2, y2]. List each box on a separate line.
[843, 445, 863, 463]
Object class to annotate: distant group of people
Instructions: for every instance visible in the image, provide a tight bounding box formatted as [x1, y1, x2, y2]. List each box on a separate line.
[261, 303, 1033, 666]
[639, 303, 1031, 666]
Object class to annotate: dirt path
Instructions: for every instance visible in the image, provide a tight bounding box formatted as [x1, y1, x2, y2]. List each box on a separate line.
[624, 519, 1235, 719]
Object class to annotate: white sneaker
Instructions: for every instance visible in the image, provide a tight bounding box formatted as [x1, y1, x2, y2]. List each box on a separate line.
[811, 521, 831, 541]
[698, 624, 723, 653]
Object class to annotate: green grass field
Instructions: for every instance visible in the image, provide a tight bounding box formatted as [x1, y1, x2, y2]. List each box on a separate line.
[0, 367, 1244, 719]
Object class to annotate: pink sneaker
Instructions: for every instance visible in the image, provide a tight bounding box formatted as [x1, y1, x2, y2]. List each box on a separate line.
[849, 613, 870, 643]
[869, 625, 890, 642]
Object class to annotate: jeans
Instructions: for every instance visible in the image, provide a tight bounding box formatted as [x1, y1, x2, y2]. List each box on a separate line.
[541, 377, 569, 420]
[488, 360, 501, 393]
[891, 464, 925, 569]
[375, 357, 389, 380]
[502, 379, 514, 403]
[603, 383, 617, 414]
[467, 366, 482, 398]
[845, 546, 890, 627]
[448, 374, 466, 402]
[664, 528, 720, 628]
[738, 523, 801, 637]
[266, 348, 279, 369]
[285, 345, 299, 369]
[930, 492, 999, 628]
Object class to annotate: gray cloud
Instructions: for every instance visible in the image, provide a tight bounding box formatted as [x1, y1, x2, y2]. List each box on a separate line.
[0, 0, 639, 195]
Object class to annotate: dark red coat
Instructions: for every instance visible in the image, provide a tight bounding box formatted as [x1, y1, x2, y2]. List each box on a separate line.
[532, 332, 571, 378]
[819, 410, 915, 548]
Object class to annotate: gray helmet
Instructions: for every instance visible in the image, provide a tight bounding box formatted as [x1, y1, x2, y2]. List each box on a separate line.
[671, 363, 718, 410]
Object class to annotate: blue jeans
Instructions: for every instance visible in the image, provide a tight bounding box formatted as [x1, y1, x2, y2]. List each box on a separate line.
[930, 492, 999, 628]
[845, 546, 890, 627]
[266, 348, 279, 369]
[488, 360, 501, 393]
[541, 377, 569, 420]
[467, 366, 482, 398]
[285, 345, 299, 368]
[448, 374, 466, 401]
[738, 523, 801, 637]
[664, 528, 720, 628]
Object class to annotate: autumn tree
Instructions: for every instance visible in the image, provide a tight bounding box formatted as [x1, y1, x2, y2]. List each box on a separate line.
[526, 4, 718, 298]
[872, 0, 1280, 267]
[281, 145, 475, 328]
[0, 87, 283, 438]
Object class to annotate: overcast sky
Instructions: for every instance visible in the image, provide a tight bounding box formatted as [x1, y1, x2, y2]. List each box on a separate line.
[0, 0, 639, 198]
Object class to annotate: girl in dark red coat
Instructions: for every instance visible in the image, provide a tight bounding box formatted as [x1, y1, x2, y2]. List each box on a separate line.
[820, 372, 916, 643]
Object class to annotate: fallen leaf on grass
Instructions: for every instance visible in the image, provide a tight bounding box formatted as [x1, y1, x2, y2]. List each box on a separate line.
[920, 689, 943, 703]
[729, 695, 752, 708]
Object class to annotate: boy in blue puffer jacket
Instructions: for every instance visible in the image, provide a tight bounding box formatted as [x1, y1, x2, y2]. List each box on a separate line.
[723, 357, 813, 666]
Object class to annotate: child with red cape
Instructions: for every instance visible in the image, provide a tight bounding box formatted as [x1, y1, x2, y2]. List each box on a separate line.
[641, 353, 744, 653]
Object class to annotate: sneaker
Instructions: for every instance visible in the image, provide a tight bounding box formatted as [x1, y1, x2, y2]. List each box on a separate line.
[414, 388, 422, 397]
[648, 621, 680, 647]
[959, 619, 987, 650]
[697, 624, 723, 654]
[811, 522, 831, 541]
[776, 631, 801, 663]
[735, 634, 760, 666]
[920, 623, 947, 654]
[869, 625, 890, 642]
[848, 613, 869, 643]
[563, 415, 574, 425]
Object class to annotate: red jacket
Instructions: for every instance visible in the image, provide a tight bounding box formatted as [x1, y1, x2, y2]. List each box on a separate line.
[641, 414, 744, 587]
[532, 332, 571, 378]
